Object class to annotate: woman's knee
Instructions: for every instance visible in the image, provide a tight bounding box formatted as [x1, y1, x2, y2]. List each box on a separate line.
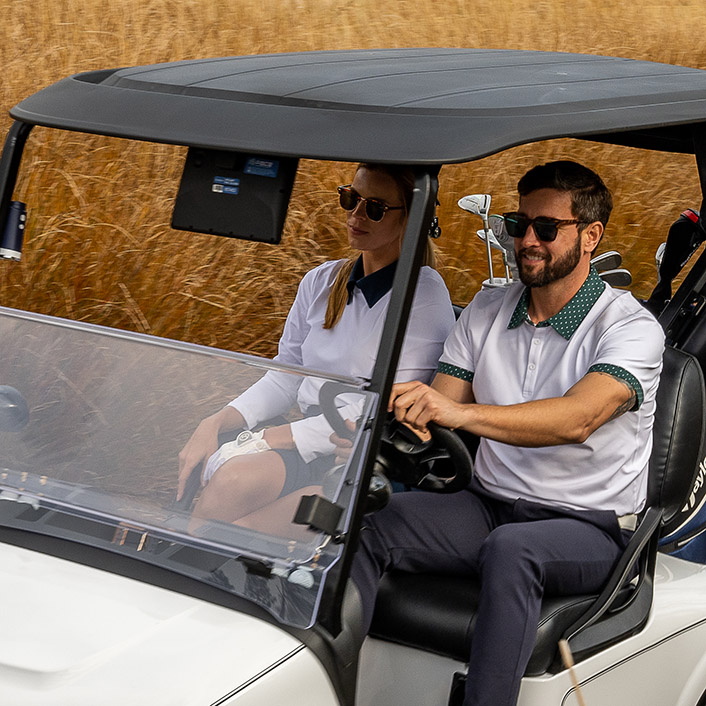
[204, 463, 249, 499]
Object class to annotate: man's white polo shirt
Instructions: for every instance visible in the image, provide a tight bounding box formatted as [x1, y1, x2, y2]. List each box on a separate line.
[438, 268, 665, 515]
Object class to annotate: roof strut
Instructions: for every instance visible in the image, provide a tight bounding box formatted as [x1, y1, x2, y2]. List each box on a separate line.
[657, 126, 706, 344]
[0, 121, 32, 237]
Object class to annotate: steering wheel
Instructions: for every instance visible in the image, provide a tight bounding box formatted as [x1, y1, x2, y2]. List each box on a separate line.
[375, 414, 474, 493]
[318, 381, 360, 441]
[319, 382, 474, 495]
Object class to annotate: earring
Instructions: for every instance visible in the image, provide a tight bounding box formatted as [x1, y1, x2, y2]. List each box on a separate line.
[428, 216, 441, 239]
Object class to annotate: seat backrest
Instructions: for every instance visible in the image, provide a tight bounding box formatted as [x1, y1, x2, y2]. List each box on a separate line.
[648, 345, 706, 537]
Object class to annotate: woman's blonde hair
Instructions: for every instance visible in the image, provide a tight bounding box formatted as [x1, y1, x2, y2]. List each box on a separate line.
[324, 164, 437, 329]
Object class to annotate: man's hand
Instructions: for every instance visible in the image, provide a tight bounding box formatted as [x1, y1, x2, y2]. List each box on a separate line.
[388, 381, 470, 434]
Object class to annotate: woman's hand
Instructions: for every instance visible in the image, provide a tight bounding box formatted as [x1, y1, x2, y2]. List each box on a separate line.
[329, 419, 356, 464]
[177, 406, 245, 500]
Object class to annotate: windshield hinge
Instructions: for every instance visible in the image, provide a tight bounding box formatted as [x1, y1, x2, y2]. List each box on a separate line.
[293, 494, 343, 537]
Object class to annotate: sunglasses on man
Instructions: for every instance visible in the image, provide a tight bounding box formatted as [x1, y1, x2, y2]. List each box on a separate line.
[337, 185, 404, 222]
[502, 212, 581, 242]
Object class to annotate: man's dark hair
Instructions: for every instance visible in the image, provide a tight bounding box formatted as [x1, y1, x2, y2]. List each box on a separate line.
[517, 160, 613, 229]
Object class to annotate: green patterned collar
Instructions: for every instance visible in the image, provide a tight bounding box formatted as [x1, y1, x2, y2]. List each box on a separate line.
[508, 266, 605, 339]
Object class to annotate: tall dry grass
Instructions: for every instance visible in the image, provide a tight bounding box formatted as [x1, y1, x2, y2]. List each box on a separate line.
[1, 0, 706, 356]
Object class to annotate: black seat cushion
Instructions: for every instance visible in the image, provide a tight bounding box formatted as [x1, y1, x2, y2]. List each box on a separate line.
[371, 571, 600, 675]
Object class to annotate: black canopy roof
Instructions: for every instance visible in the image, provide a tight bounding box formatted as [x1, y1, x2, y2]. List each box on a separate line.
[9, 48, 706, 163]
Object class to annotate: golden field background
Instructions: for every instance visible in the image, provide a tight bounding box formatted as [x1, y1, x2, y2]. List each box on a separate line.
[2, 0, 706, 357]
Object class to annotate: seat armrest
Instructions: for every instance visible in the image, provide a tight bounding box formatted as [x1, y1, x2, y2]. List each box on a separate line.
[562, 506, 662, 645]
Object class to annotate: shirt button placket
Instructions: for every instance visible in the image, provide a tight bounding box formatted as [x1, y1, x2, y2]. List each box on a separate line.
[523, 331, 544, 397]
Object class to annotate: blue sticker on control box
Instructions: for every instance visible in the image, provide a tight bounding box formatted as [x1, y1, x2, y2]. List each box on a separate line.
[212, 183, 239, 195]
[244, 158, 280, 178]
[214, 176, 241, 186]
[212, 176, 240, 195]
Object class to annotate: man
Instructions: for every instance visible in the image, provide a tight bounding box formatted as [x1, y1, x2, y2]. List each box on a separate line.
[349, 160, 665, 706]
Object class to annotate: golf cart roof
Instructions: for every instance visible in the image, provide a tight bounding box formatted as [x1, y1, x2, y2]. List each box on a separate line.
[10, 48, 706, 164]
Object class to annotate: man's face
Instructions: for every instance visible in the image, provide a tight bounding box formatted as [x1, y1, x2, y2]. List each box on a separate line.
[514, 188, 584, 288]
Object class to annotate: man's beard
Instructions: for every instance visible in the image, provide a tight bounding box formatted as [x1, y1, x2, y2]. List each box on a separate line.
[517, 233, 582, 288]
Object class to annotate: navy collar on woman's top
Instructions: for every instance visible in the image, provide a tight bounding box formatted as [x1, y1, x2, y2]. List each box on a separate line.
[346, 256, 398, 308]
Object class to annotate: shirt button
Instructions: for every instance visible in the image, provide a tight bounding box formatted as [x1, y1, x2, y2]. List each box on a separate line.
[533, 339, 540, 345]
[529, 363, 536, 370]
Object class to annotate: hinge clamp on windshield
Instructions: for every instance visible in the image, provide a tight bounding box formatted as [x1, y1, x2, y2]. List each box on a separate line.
[293, 494, 343, 538]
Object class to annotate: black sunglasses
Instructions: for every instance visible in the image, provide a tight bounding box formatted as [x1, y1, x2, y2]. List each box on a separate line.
[337, 185, 404, 222]
[502, 212, 580, 243]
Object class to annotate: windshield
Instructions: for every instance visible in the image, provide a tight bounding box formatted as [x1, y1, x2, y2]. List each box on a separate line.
[0, 306, 376, 628]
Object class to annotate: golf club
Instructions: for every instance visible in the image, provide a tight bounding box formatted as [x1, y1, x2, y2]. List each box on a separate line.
[459, 193, 496, 282]
[599, 268, 632, 287]
[475, 228, 518, 282]
[591, 250, 622, 273]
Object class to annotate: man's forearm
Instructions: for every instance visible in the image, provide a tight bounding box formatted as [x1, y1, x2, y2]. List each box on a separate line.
[392, 372, 633, 447]
[457, 397, 596, 447]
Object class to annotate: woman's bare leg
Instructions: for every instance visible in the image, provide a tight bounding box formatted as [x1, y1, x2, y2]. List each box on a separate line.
[235, 485, 324, 540]
[189, 450, 286, 532]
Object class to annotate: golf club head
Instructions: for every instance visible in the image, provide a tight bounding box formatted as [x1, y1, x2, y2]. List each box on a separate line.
[655, 242, 666, 269]
[591, 250, 622, 273]
[599, 268, 632, 288]
[458, 194, 491, 220]
[476, 228, 504, 252]
[476, 227, 519, 272]
[488, 214, 514, 250]
[473, 216, 515, 252]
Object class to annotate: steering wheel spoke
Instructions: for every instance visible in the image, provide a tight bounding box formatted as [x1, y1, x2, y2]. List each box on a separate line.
[375, 414, 474, 493]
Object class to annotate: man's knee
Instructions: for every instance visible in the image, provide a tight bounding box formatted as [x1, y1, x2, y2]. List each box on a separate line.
[479, 524, 542, 580]
[361, 492, 417, 543]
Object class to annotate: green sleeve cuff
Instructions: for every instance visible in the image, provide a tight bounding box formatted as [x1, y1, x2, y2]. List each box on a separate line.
[588, 363, 643, 409]
[437, 362, 474, 382]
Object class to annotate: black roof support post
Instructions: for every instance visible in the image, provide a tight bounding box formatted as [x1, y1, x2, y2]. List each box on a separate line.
[695, 124, 706, 221]
[318, 167, 439, 642]
[0, 121, 33, 234]
[658, 126, 706, 346]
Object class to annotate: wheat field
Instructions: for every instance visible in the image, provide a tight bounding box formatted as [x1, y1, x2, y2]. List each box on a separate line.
[1, 0, 706, 357]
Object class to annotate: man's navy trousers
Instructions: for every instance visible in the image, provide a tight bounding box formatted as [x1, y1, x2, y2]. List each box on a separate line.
[350, 480, 631, 706]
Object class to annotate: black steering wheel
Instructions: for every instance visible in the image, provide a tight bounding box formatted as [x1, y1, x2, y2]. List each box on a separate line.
[375, 414, 474, 493]
[319, 382, 474, 495]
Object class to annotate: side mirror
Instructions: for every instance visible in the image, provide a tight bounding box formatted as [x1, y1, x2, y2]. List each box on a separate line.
[0, 386, 29, 431]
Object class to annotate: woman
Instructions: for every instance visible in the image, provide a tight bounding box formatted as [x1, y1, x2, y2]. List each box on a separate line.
[177, 163, 455, 531]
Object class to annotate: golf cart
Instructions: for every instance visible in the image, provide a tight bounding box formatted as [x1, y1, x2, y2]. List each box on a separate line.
[2, 49, 706, 705]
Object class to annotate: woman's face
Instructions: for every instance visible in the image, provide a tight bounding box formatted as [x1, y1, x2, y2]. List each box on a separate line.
[345, 167, 407, 269]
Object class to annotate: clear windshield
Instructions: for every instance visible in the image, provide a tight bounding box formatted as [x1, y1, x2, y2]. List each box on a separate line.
[0, 306, 376, 628]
